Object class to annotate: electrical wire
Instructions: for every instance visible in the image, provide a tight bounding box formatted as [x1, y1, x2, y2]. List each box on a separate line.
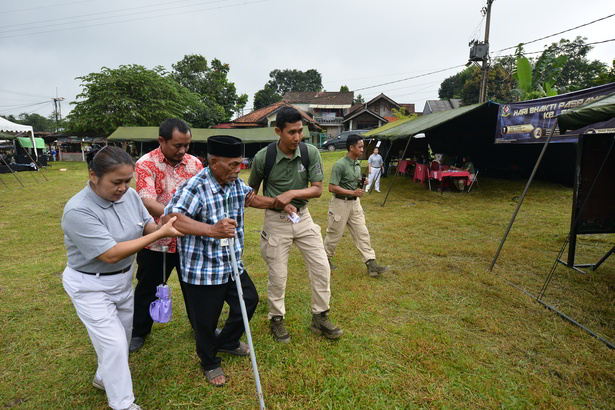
[0, 88, 52, 99]
[0, 0, 234, 32]
[0, 101, 50, 109]
[353, 65, 466, 92]
[0, 0, 270, 39]
[494, 12, 615, 53]
[0, 0, 96, 14]
[494, 38, 615, 58]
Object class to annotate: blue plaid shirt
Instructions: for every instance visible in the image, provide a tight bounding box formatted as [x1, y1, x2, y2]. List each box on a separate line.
[164, 167, 252, 285]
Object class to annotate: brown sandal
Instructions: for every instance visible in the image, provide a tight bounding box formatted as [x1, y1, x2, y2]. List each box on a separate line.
[205, 367, 226, 387]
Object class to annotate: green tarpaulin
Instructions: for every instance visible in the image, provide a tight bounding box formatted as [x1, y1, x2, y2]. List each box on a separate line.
[365, 102, 488, 140]
[17, 136, 45, 149]
[107, 126, 310, 143]
[557, 92, 615, 133]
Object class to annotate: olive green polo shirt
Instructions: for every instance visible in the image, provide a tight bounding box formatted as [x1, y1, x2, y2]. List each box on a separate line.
[329, 155, 361, 197]
[248, 142, 324, 209]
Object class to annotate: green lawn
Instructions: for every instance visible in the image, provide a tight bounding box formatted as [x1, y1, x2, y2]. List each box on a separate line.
[0, 153, 613, 409]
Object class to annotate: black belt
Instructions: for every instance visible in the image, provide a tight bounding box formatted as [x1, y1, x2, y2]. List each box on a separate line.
[77, 265, 132, 276]
[335, 195, 357, 200]
[371, 167, 380, 169]
[271, 206, 305, 213]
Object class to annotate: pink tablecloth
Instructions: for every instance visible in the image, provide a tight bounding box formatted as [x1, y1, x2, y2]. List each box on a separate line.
[413, 163, 429, 184]
[429, 170, 471, 185]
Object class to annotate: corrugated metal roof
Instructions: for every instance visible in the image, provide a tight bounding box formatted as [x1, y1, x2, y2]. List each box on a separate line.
[364, 102, 487, 140]
[107, 126, 310, 143]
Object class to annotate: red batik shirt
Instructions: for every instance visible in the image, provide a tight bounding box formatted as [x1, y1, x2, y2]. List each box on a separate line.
[135, 148, 203, 252]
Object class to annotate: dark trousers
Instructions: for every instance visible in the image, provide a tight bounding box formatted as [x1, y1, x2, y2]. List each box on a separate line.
[181, 270, 259, 371]
[133, 248, 191, 338]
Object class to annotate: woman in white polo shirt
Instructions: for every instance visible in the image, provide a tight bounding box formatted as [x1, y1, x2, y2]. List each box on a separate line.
[62, 146, 182, 410]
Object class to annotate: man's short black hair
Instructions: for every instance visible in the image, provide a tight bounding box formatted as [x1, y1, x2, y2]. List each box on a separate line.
[276, 107, 303, 130]
[159, 118, 191, 141]
[346, 134, 363, 151]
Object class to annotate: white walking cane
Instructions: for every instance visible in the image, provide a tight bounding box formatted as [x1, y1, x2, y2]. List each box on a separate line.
[228, 236, 266, 410]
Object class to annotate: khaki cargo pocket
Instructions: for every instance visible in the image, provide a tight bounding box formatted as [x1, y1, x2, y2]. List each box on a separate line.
[260, 231, 278, 261]
[327, 210, 342, 226]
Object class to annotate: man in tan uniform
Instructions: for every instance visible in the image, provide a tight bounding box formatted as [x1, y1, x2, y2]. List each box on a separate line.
[248, 107, 343, 343]
[324, 134, 389, 277]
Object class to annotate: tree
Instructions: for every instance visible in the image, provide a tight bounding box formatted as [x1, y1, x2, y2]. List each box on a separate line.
[253, 85, 283, 110]
[265, 69, 323, 96]
[18, 113, 56, 132]
[460, 65, 516, 104]
[66, 64, 203, 135]
[593, 59, 615, 86]
[537, 37, 608, 91]
[438, 65, 481, 104]
[512, 44, 568, 100]
[339, 85, 349, 92]
[253, 68, 323, 109]
[170, 54, 247, 127]
[1, 113, 56, 132]
[391, 107, 416, 121]
[353, 94, 365, 104]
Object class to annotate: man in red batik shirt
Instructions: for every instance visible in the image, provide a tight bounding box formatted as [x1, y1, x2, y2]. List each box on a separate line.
[130, 118, 204, 352]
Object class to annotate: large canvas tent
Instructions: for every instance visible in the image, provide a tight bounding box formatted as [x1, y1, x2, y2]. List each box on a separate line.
[364, 101, 499, 204]
[490, 92, 615, 349]
[108, 126, 309, 158]
[108, 126, 309, 144]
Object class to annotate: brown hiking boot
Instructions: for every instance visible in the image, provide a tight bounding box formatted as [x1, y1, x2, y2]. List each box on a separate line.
[311, 310, 343, 340]
[270, 316, 291, 343]
[366, 259, 389, 277]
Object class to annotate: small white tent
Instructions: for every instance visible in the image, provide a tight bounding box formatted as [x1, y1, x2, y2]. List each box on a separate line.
[0, 117, 37, 160]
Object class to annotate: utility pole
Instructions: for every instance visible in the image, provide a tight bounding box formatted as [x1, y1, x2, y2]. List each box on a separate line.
[479, 0, 495, 103]
[52, 87, 65, 132]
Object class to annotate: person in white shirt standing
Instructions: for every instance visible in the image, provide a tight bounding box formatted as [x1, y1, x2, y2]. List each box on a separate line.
[366, 147, 383, 192]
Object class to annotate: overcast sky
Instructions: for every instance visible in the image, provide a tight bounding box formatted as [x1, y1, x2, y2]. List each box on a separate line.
[1, 0, 613, 121]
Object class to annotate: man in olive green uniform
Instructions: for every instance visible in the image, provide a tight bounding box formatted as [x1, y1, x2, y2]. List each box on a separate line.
[248, 107, 343, 343]
[324, 134, 389, 277]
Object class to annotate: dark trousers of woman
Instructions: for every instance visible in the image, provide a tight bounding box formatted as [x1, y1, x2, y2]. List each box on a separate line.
[133, 249, 192, 338]
[181, 270, 259, 372]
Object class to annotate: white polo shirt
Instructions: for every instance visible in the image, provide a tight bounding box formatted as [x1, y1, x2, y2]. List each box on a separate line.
[62, 182, 153, 273]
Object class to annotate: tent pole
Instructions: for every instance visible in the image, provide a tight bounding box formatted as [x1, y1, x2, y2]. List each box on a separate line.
[488, 122, 558, 272]
[0, 156, 25, 188]
[381, 135, 413, 207]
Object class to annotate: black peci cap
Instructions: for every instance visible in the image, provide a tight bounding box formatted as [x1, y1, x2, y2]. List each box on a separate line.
[207, 135, 243, 158]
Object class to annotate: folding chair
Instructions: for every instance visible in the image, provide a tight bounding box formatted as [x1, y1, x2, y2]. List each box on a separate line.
[467, 170, 479, 193]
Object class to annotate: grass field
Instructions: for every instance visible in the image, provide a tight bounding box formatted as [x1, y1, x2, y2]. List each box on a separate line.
[0, 152, 613, 409]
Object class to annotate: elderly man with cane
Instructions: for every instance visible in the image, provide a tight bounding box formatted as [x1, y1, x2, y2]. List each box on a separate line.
[164, 136, 293, 390]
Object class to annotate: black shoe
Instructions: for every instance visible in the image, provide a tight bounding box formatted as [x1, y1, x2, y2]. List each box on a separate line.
[366, 259, 389, 277]
[311, 310, 343, 340]
[129, 336, 144, 353]
[270, 316, 291, 343]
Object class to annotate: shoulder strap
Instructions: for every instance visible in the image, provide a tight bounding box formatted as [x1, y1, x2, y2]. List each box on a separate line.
[299, 142, 309, 172]
[263, 142, 277, 192]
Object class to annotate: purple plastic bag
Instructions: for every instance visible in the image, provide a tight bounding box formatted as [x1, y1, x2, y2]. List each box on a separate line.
[149, 284, 172, 323]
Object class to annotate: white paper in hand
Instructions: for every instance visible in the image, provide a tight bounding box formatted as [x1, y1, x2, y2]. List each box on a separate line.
[287, 212, 300, 224]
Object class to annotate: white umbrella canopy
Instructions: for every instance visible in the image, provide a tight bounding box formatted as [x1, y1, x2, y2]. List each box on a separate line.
[0, 117, 37, 160]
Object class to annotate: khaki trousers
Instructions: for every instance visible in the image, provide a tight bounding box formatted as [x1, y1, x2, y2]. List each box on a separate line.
[260, 207, 331, 319]
[324, 197, 376, 263]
